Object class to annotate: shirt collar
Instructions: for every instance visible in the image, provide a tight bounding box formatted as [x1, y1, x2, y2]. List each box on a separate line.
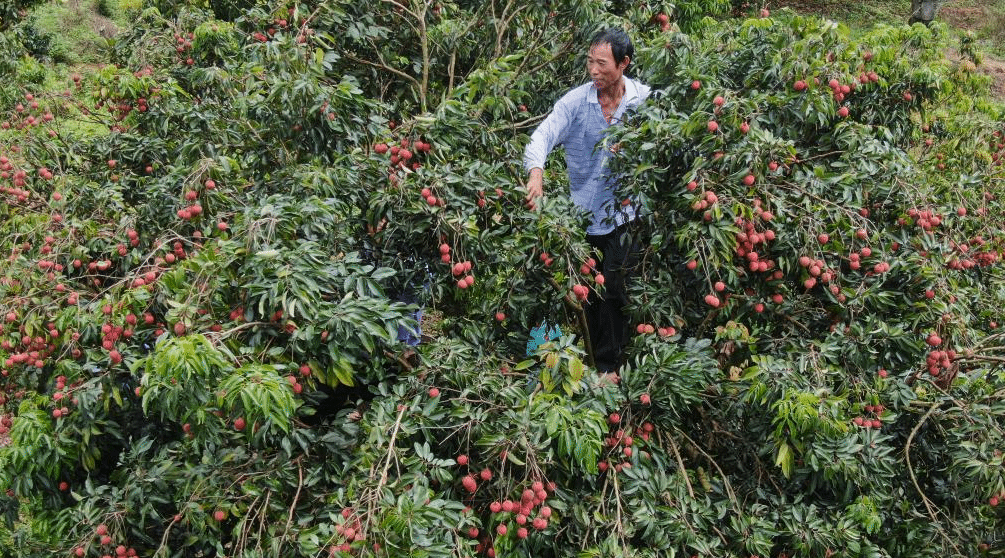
[624, 78, 642, 103]
[587, 77, 640, 105]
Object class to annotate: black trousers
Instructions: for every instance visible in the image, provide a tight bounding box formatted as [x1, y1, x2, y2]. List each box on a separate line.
[585, 221, 638, 372]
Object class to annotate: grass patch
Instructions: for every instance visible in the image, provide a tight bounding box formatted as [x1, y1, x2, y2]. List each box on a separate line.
[774, 0, 1005, 57]
[32, 1, 112, 64]
[29, 0, 141, 65]
[771, 0, 906, 31]
[938, 0, 1005, 58]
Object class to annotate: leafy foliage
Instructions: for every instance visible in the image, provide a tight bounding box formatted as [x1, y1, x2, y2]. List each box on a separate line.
[0, 1, 1003, 558]
[0, 0, 45, 32]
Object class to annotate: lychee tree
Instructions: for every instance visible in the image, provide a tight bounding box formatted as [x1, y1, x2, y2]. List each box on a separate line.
[0, 1, 1004, 558]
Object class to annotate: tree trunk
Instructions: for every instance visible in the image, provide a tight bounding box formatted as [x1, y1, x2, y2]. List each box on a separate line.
[909, 0, 941, 25]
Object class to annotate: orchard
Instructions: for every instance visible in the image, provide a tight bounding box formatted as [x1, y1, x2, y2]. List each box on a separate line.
[1, 1, 1004, 557]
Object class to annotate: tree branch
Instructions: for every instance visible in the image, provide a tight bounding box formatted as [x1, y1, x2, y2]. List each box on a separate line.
[904, 402, 962, 555]
[342, 50, 423, 98]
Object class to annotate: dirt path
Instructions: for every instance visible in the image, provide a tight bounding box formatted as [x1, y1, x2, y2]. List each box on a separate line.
[940, 5, 1005, 98]
[945, 47, 1005, 99]
[981, 58, 1005, 99]
[67, 0, 119, 38]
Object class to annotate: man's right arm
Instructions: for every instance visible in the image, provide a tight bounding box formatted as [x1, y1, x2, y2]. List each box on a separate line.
[522, 94, 574, 207]
[525, 167, 544, 207]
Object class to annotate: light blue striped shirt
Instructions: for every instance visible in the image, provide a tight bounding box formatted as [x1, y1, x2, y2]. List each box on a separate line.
[524, 77, 651, 235]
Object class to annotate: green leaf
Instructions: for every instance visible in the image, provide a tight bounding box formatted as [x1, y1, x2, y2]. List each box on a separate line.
[514, 359, 535, 371]
[568, 356, 584, 383]
[332, 358, 355, 387]
[775, 442, 794, 479]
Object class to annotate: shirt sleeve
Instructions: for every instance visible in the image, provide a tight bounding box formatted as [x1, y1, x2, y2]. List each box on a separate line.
[523, 95, 575, 172]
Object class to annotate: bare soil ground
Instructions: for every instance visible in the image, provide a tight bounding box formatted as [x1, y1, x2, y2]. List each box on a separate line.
[946, 47, 1005, 98]
[940, 5, 1005, 98]
[981, 58, 1005, 99]
[70, 0, 119, 38]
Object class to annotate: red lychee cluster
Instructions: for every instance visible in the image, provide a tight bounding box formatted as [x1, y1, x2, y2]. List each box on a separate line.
[825, 76, 855, 104]
[73, 523, 138, 558]
[538, 251, 554, 267]
[330, 507, 368, 554]
[373, 136, 434, 187]
[1, 316, 63, 377]
[734, 207, 777, 275]
[451, 259, 475, 288]
[480, 480, 554, 555]
[578, 257, 606, 286]
[900, 207, 943, 232]
[945, 236, 999, 270]
[650, 12, 670, 32]
[857, 70, 880, 86]
[990, 131, 1005, 166]
[50, 374, 83, 419]
[0, 92, 60, 137]
[989, 487, 1005, 507]
[635, 323, 676, 337]
[852, 403, 885, 429]
[599, 417, 655, 474]
[796, 252, 849, 297]
[438, 243, 475, 289]
[98, 75, 153, 124]
[176, 186, 204, 221]
[285, 374, 304, 395]
[691, 188, 718, 212]
[174, 32, 195, 66]
[925, 347, 956, 377]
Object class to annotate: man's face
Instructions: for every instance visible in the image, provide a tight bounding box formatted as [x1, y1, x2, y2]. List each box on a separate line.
[587, 42, 627, 91]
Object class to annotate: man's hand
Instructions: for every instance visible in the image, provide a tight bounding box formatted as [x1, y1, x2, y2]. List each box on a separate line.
[525, 168, 544, 209]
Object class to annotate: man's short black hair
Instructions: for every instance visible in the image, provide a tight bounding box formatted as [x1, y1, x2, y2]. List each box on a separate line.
[590, 28, 634, 69]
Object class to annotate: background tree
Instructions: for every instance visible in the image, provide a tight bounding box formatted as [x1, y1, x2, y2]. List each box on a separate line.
[0, 0, 45, 31]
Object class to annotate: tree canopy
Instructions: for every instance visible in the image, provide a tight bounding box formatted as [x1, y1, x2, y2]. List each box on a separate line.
[0, 1, 1003, 557]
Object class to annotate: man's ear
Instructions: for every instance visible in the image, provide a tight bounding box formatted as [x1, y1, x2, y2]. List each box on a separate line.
[619, 56, 631, 72]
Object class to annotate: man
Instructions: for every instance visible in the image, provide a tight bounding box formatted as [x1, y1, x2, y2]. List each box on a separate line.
[523, 28, 651, 373]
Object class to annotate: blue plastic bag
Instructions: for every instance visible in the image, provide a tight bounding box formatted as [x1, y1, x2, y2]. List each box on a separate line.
[526, 321, 563, 356]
